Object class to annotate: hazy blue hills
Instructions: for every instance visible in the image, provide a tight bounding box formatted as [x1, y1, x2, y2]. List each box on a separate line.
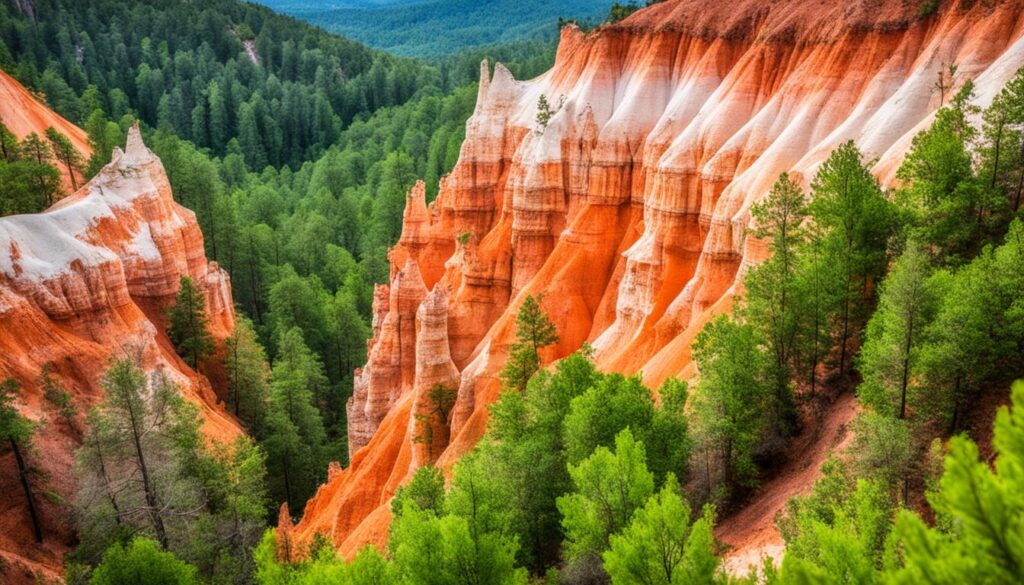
[251, 0, 613, 56]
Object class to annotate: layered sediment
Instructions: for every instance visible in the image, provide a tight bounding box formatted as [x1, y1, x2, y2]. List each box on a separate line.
[291, 0, 1024, 559]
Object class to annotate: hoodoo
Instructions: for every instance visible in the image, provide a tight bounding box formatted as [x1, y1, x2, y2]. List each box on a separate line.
[0, 123, 241, 577]
[287, 0, 1024, 561]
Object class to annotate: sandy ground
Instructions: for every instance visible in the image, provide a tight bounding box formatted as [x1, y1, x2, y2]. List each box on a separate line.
[717, 391, 860, 576]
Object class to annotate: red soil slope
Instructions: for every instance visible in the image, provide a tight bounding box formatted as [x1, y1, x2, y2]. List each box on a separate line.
[0, 69, 91, 190]
[0, 124, 241, 584]
[289, 0, 1024, 565]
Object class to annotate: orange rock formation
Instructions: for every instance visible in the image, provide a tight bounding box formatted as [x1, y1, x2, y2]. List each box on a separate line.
[0, 123, 240, 582]
[293, 0, 1024, 561]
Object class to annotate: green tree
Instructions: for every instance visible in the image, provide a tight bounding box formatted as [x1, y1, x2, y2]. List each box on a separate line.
[45, 126, 84, 190]
[603, 475, 720, 585]
[0, 120, 18, 162]
[390, 503, 525, 585]
[84, 109, 125, 177]
[857, 243, 939, 420]
[536, 94, 553, 130]
[391, 464, 446, 519]
[225, 316, 270, 433]
[77, 361, 191, 551]
[263, 328, 329, 514]
[896, 82, 995, 262]
[809, 141, 894, 374]
[563, 373, 655, 466]
[90, 538, 197, 585]
[167, 276, 215, 369]
[14, 132, 62, 209]
[500, 294, 559, 393]
[777, 479, 894, 584]
[0, 378, 42, 543]
[689, 315, 773, 500]
[744, 172, 807, 434]
[883, 381, 1024, 584]
[558, 429, 655, 561]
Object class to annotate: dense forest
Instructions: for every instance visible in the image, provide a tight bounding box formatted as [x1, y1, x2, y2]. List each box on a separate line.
[254, 0, 611, 57]
[0, 0, 559, 568]
[1, 0, 1023, 583]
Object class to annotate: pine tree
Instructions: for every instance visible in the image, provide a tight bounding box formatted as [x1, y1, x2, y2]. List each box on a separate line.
[744, 172, 807, 432]
[45, 127, 84, 190]
[167, 276, 215, 369]
[263, 328, 329, 513]
[499, 294, 559, 393]
[17, 132, 62, 208]
[224, 316, 270, 433]
[0, 378, 42, 543]
[689, 315, 773, 500]
[536, 94, 553, 130]
[809, 141, 894, 374]
[858, 243, 939, 420]
[0, 120, 19, 162]
[84, 109, 125, 177]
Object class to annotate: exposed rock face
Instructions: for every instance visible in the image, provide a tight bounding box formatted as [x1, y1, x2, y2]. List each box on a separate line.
[0, 123, 240, 582]
[0, 70, 91, 191]
[292, 0, 1024, 559]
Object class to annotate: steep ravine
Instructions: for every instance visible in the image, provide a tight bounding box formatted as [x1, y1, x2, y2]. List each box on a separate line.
[287, 0, 1024, 563]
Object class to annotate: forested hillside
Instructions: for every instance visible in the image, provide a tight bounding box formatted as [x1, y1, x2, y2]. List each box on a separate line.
[1, 0, 1023, 584]
[0, 0, 558, 536]
[253, 0, 612, 57]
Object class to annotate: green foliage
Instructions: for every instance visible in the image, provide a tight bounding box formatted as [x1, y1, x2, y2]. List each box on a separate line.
[263, 328, 330, 514]
[90, 538, 197, 585]
[689, 315, 773, 500]
[225, 316, 271, 434]
[0, 124, 63, 215]
[391, 465, 446, 519]
[45, 127, 84, 190]
[744, 172, 807, 434]
[917, 0, 940, 19]
[1, 377, 43, 544]
[896, 82, 1001, 264]
[979, 65, 1024, 218]
[74, 358, 268, 583]
[391, 503, 525, 585]
[536, 94, 553, 129]
[883, 381, 1024, 583]
[857, 243, 939, 420]
[774, 381, 1024, 584]
[558, 429, 655, 560]
[0, 377, 34, 446]
[500, 294, 560, 393]
[606, 2, 642, 24]
[262, 0, 608, 58]
[809, 140, 895, 375]
[0, 0, 441, 167]
[776, 479, 895, 584]
[603, 475, 720, 585]
[563, 373, 692, 485]
[167, 276, 216, 369]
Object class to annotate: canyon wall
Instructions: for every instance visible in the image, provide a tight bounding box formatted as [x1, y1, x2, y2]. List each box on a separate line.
[291, 0, 1024, 559]
[0, 123, 241, 583]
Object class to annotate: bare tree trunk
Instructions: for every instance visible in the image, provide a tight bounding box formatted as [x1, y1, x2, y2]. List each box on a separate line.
[11, 438, 42, 543]
[126, 395, 167, 548]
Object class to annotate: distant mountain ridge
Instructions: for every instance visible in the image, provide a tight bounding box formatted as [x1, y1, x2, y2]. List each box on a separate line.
[252, 0, 613, 56]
